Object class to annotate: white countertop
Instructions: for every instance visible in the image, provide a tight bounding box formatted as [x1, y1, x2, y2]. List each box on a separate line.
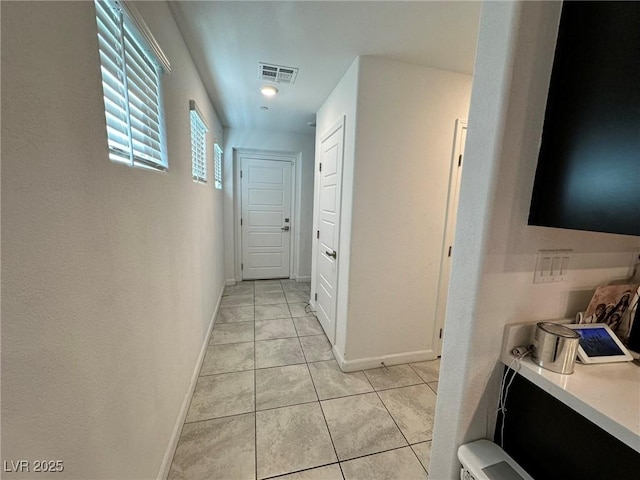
[501, 354, 640, 453]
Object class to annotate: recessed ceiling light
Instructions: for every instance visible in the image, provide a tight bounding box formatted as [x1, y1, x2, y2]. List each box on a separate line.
[260, 106, 269, 110]
[260, 85, 279, 97]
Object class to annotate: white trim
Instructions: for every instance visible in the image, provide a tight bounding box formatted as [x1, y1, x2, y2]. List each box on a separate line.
[118, 0, 171, 73]
[225, 279, 237, 286]
[332, 346, 437, 373]
[295, 276, 312, 283]
[234, 149, 299, 281]
[156, 283, 224, 480]
[433, 119, 467, 356]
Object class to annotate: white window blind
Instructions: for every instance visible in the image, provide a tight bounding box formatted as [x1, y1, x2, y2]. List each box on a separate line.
[214, 143, 223, 189]
[95, 0, 169, 171]
[190, 100, 208, 182]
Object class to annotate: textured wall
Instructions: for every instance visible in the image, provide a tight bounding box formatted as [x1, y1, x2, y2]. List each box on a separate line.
[314, 56, 472, 366]
[1, 2, 224, 478]
[346, 56, 472, 362]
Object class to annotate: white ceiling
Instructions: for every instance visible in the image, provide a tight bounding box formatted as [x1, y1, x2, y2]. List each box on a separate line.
[169, 1, 481, 134]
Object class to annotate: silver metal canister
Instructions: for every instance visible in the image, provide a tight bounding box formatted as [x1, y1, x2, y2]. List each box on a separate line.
[532, 322, 580, 374]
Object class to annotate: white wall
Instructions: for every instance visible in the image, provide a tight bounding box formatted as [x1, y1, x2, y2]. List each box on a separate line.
[313, 58, 360, 356]
[314, 56, 472, 369]
[1, 2, 224, 478]
[346, 56, 472, 364]
[430, 2, 640, 478]
[222, 129, 315, 283]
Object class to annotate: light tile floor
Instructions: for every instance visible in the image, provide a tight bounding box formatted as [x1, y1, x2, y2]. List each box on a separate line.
[168, 279, 440, 480]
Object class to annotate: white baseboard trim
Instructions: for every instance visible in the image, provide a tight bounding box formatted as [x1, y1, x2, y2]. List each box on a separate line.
[296, 275, 311, 282]
[157, 282, 224, 480]
[225, 278, 237, 286]
[333, 347, 437, 373]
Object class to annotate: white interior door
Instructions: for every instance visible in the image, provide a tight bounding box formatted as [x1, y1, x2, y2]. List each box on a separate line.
[315, 119, 344, 344]
[434, 120, 467, 355]
[241, 158, 292, 280]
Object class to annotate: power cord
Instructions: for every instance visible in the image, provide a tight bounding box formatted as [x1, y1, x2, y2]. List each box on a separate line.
[497, 345, 532, 449]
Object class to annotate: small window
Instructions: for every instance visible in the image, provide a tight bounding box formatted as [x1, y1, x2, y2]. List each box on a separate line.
[214, 143, 223, 190]
[190, 101, 208, 183]
[95, 0, 170, 171]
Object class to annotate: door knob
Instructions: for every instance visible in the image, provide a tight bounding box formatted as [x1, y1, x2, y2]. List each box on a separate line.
[325, 250, 337, 259]
[281, 226, 290, 231]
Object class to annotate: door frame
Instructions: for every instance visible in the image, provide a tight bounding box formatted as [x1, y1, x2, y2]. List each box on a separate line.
[433, 119, 467, 356]
[234, 149, 299, 281]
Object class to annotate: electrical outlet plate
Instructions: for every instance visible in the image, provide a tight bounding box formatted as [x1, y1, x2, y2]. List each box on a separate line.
[533, 249, 572, 284]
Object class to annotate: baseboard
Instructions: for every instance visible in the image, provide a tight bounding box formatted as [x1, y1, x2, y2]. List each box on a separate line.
[296, 275, 311, 282]
[333, 347, 437, 373]
[225, 278, 237, 286]
[157, 282, 224, 480]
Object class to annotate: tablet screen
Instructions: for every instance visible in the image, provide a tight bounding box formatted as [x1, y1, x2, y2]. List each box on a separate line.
[576, 327, 624, 357]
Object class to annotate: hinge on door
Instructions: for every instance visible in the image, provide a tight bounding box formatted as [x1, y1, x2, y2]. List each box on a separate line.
[241, 218, 243, 226]
[314, 293, 318, 301]
[240, 170, 243, 178]
[316, 230, 320, 239]
[319, 163, 322, 172]
[458, 154, 462, 167]
[241, 263, 244, 270]
[439, 328, 443, 339]
[448, 246, 452, 257]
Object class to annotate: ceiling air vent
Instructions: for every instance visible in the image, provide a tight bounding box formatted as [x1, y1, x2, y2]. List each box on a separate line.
[259, 63, 299, 84]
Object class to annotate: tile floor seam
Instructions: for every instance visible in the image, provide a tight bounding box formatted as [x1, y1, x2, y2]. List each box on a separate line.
[373, 390, 413, 454]
[338, 443, 425, 465]
[255, 398, 321, 414]
[198, 367, 254, 378]
[373, 388, 431, 476]
[254, 297, 258, 480]
[367, 379, 426, 393]
[182, 409, 256, 426]
[259, 461, 343, 480]
[304, 355, 344, 479]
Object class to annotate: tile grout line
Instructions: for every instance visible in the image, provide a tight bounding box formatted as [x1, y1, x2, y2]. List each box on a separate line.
[373, 388, 427, 474]
[253, 289, 258, 480]
[304, 341, 345, 480]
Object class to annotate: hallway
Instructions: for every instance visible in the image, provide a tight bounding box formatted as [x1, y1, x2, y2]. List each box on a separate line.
[168, 279, 440, 479]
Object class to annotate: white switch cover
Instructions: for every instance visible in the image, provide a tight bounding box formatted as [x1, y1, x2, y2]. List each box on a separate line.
[533, 249, 572, 284]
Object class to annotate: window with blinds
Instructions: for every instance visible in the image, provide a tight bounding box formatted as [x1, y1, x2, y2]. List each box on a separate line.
[214, 143, 223, 190]
[95, 0, 168, 171]
[190, 101, 208, 183]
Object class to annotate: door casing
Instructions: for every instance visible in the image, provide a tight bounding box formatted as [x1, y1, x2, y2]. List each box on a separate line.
[433, 119, 467, 355]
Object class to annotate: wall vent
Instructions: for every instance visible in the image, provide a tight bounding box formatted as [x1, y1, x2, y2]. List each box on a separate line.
[259, 63, 299, 84]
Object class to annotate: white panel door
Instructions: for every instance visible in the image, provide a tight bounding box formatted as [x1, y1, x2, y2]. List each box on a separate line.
[315, 119, 344, 344]
[241, 158, 292, 279]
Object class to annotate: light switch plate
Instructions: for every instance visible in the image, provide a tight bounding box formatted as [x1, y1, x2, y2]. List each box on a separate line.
[533, 249, 572, 284]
